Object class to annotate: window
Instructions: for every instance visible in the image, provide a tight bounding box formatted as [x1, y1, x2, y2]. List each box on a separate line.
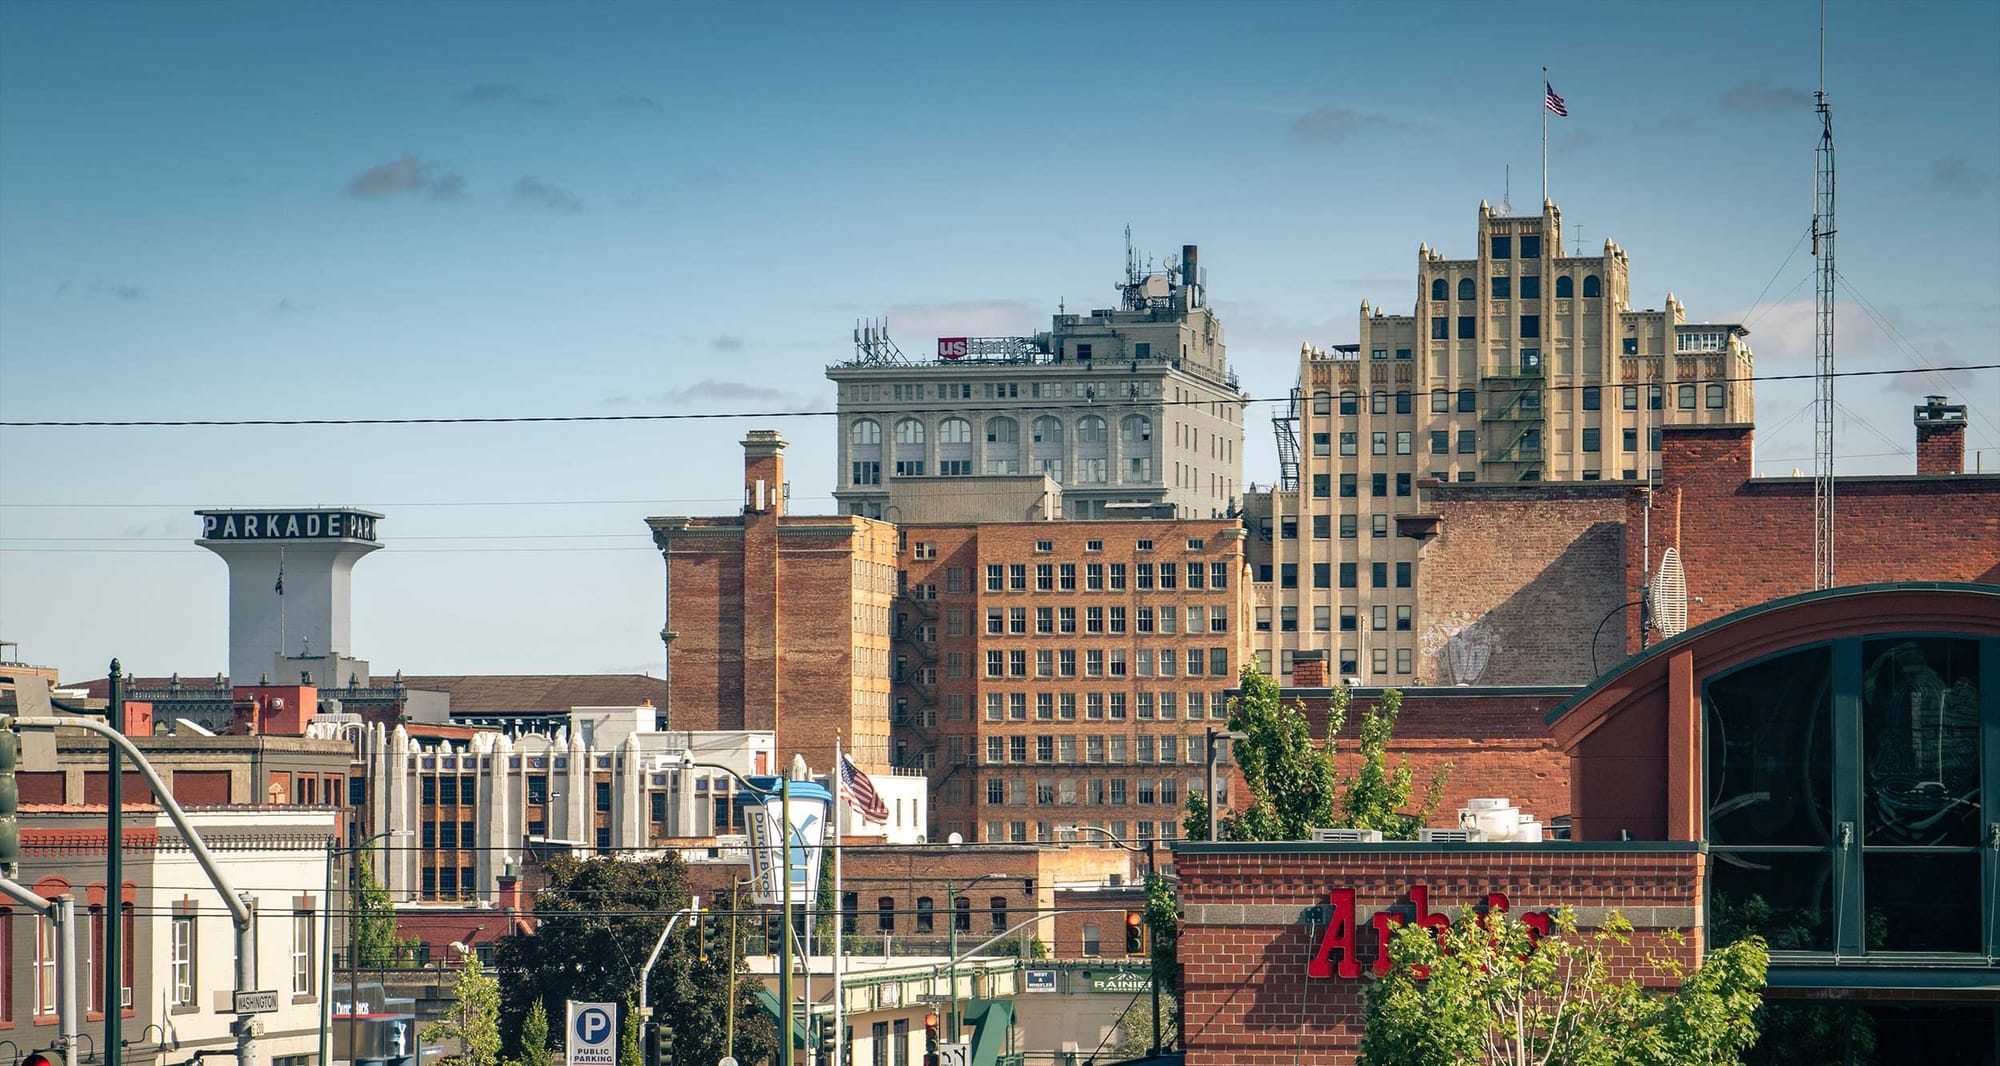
[1340, 391, 1358, 415]
[1519, 314, 1540, 339]
[1583, 427, 1601, 452]
[1458, 430, 1476, 454]
[1397, 605, 1412, 631]
[1312, 474, 1330, 499]
[1707, 383, 1725, 409]
[1582, 274, 1601, 297]
[1312, 432, 1331, 457]
[1582, 386, 1601, 411]
[1372, 432, 1387, 456]
[1372, 605, 1388, 631]
[1431, 278, 1447, 301]
[1520, 275, 1540, 299]
[1431, 317, 1448, 339]
[1396, 431, 1412, 456]
[895, 418, 925, 445]
[1371, 473, 1387, 497]
[1395, 390, 1412, 415]
[851, 419, 881, 446]
[1338, 432, 1356, 457]
[170, 913, 195, 1007]
[1556, 275, 1574, 298]
[1340, 473, 1357, 497]
[1458, 316, 1475, 339]
[1458, 388, 1476, 413]
[1520, 234, 1541, 258]
[1371, 391, 1387, 415]
[1491, 275, 1510, 299]
[1679, 384, 1697, 409]
[1314, 605, 1332, 632]
[1312, 563, 1330, 590]
[1622, 386, 1639, 410]
[851, 461, 881, 485]
[1491, 235, 1511, 259]
[293, 907, 315, 995]
[1339, 563, 1357, 589]
[1650, 385, 1665, 410]
[35, 915, 58, 1017]
[1396, 562, 1412, 588]
[1373, 514, 1389, 538]
[1372, 562, 1388, 588]
[1340, 514, 1357, 538]
[1082, 923, 1102, 956]
[1396, 473, 1411, 496]
[1312, 391, 1332, 415]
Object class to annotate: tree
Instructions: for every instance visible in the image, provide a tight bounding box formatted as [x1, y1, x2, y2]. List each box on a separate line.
[353, 847, 420, 966]
[517, 998, 551, 1066]
[1360, 906, 1769, 1066]
[1111, 994, 1179, 1058]
[492, 856, 777, 1066]
[424, 954, 502, 1066]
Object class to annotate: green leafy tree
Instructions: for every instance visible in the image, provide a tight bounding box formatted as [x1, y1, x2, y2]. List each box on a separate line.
[492, 856, 776, 1066]
[1360, 907, 1768, 1066]
[517, 999, 551, 1066]
[1111, 995, 1179, 1058]
[423, 954, 503, 1066]
[619, 995, 642, 1066]
[353, 848, 421, 966]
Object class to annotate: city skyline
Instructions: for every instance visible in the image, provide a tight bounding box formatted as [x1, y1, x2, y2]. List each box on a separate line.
[4, 0, 1997, 681]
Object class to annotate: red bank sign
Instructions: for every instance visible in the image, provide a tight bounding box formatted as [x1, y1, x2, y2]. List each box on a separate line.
[938, 337, 968, 360]
[1307, 884, 1553, 979]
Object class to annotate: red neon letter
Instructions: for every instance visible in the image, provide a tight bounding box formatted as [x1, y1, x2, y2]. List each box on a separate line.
[1307, 888, 1359, 979]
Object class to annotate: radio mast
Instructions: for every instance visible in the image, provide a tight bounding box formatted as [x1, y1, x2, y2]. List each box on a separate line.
[1811, 0, 1837, 589]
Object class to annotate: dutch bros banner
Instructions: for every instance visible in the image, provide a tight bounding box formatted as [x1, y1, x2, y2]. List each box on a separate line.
[741, 776, 832, 907]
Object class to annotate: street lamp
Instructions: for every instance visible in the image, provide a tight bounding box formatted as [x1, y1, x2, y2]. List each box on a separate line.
[684, 760, 804, 1066]
[326, 829, 411, 1066]
[1204, 729, 1248, 843]
[1061, 826, 1163, 1058]
[938, 872, 1014, 1049]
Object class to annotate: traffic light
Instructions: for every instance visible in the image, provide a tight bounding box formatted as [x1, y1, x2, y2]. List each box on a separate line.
[1125, 910, 1145, 955]
[922, 1012, 940, 1066]
[0, 727, 18, 876]
[648, 1023, 675, 1066]
[815, 1020, 838, 1063]
[701, 909, 725, 961]
[21, 1052, 54, 1066]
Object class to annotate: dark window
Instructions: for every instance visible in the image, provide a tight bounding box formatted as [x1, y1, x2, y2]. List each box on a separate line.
[1371, 562, 1388, 588]
[650, 792, 667, 824]
[1339, 514, 1357, 538]
[1340, 607, 1357, 632]
[595, 826, 611, 853]
[1556, 275, 1574, 298]
[1623, 337, 1640, 356]
[1339, 473, 1357, 498]
[1395, 562, 1411, 588]
[1395, 391, 1411, 414]
[1338, 563, 1357, 589]
[1457, 277, 1475, 301]
[916, 897, 934, 933]
[1519, 315, 1540, 339]
[1519, 275, 1540, 299]
[1312, 473, 1330, 498]
[1491, 235, 1511, 259]
[1431, 317, 1448, 339]
[1457, 389, 1476, 413]
[1280, 564, 1297, 589]
[1430, 430, 1449, 454]
[1458, 430, 1476, 454]
[349, 778, 367, 806]
[955, 897, 971, 932]
[1623, 428, 1638, 452]
[1582, 274, 1601, 297]
[990, 897, 1008, 933]
[1650, 385, 1665, 411]
[1396, 473, 1411, 496]
[1583, 428, 1601, 452]
[422, 778, 435, 805]
[1340, 391, 1358, 415]
[1313, 514, 1330, 539]
[1582, 386, 1601, 411]
[1679, 384, 1697, 409]
[1520, 234, 1541, 258]
[1457, 316, 1476, 339]
[1313, 563, 1331, 589]
[1371, 473, 1387, 497]
[527, 775, 548, 804]
[877, 897, 896, 932]
[1396, 347, 1412, 360]
[1491, 276, 1510, 299]
[1431, 278, 1447, 301]
[595, 782, 612, 811]
[1622, 386, 1638, 410]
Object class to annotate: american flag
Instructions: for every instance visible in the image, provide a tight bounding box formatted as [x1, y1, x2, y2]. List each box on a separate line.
[1545, 83, 1568, 118]
[840, 753, 890, 824]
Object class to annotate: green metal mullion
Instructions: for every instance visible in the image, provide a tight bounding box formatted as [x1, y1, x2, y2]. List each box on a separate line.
[1832, 638, 1866, 957]
[1982, 637, 2000, 959]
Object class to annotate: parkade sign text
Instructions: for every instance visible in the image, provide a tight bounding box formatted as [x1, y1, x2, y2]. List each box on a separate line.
[199, 509, 380, 542]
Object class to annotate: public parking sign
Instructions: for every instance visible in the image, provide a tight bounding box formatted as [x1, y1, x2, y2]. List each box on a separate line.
[567, 1001, 617, 1066]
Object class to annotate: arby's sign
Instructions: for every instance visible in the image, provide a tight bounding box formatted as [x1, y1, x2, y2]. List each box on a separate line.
[1307, 884, 1554, 979]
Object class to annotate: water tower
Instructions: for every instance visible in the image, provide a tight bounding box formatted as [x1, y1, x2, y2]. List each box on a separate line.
[196, 508, 383, 685]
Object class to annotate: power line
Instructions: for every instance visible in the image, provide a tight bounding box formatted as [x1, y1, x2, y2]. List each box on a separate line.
[2, 363, 1995, 429]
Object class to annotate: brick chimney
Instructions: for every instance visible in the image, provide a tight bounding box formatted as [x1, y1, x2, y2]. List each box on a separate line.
[1291, 650, 1329, 688]
[1914, 395, 1968, 475]
[742, 430, 787, 517]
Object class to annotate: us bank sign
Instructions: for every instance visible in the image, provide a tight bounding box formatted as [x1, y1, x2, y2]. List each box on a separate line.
[199, 509, 380, 542]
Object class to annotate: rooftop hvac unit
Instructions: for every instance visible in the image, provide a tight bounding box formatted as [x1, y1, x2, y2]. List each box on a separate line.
[1310, 828, 1384, 843]
[1417, 828, 1476, 843]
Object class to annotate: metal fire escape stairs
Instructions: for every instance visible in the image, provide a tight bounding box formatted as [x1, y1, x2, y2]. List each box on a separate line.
[1273, 386, 1303, 493]
[891, 590, 942, 775]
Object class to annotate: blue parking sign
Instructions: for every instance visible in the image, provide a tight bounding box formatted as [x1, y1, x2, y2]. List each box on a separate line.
[567, 1001, 618, 1066]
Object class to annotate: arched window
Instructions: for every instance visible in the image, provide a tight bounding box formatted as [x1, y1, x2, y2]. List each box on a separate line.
[1458, 277, 1476, 302]
[850, 419, 881, 446]
[915, 896, 935, 933]
[1120, 415, 1152, 447]
[1555, 275, 1574, 298]
[1312, 391, 1332, 415]
[989, 896, 1009, 933]
[1339, 391, 1358, 416]
[1430, 388, 1449, 413]
[938, 417, 971, 445]
[986, 417, 1018, 445]
[895, 418, 926, 446]
[1582, 274, 1602, 298]
[954, 896, 971, 932]
[1431, 278, 1447, 301]
[876, 896, 896, 932]
[1032, 416, 1063, 446]
[1076, 415, 1107, 446]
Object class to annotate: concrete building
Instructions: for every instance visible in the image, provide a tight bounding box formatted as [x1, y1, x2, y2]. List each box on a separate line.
[828, 244, 1247, 521]
[890, 514, 1250, 847]
[648, 432, 900, 772]
[1247, 199, 1759, 681]
[8, 803, 340, 1066]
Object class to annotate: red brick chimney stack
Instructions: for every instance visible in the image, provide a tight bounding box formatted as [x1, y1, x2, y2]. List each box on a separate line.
[743, 430, 787, 517]
[1291, 650, 1329, 688]
[1914, 395, 1968, 476]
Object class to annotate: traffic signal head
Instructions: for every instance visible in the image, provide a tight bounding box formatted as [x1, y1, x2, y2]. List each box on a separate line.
[649, 1023, 676, 1066]
[816, 1021, 838, 1056]
[1125, 910, 1145, 955]
[0, 728, 19, 876]
[923, 1012, 939, 1053]
[22, 1053, 54, 1066]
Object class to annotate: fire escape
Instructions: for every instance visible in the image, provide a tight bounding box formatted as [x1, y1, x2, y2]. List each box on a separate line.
[891, 586, 940, 774]
[1272, 386, 1303, 493]
[1482, 352, 1547, 479]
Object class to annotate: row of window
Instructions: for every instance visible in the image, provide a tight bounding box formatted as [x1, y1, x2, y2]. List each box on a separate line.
[855, 457, 1152, 484]
[1428, 269, 1599, 304]
[983, 819, 1183, 845]
[1310, 381, 1714, 417]
[981, 734, 1218, 767]
[980, 689, 1222, 723]
[983, 645, 1233, 678]
[1257, 603, 1413, 633]
[163, 904, 315, 1009]
[858, 377, 1161, 404]
[1266, 647, 1414, 677]
[1431, 314, 1547, 340]
[1311, 471, 1418, 499]
[1272, 561, 1413, 590]
[984, 560, 1227, 591]
[851, 414, 1152, 450]
[986, 773, 1194, 805]
[420, 775, 478, 806]
[983, 603, 1232, 636]
[2, 905, 141, 1021]
[1280, 512, 1406, 539]
[1313, 428, 1473, 457]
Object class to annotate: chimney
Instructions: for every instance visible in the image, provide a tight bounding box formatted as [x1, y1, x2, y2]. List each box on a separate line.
[1914, 395, 1968, 475]
[742, 430, 788, 517]
[1291, 650, 1329, 688]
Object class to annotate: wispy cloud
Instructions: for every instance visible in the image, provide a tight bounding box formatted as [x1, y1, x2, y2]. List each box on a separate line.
[458, 83, 560, 107]
[1288, 105, 1416, 145]
[608, 94, 663, 113]
[344, 155, 466, 200]
[1932, 156, 1998, 196]
[709, 335, 744, 353]
[604, 379, 812, 409]
[512, 176, 584, 212]
[99, 282, 145, 301]
[1719, 80, 1811, 114]
[881, 298, 1041, 341]
[271, 298, 311, 315]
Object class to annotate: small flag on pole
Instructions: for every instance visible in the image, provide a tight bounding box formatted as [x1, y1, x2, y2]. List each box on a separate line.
[839, 753, 890, 824]
[275, 549, 285, 595]
[1544, 83, 1568, 117]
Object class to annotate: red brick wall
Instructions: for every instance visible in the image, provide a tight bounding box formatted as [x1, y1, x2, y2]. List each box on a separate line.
[1916, 420, 1966, 475]
[1174, 844, 1705, 1065]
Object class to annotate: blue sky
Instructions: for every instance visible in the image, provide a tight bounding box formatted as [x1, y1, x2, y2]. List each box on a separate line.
[3, 0, 1996, 682]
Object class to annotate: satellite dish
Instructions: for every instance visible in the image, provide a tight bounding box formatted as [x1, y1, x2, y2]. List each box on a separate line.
[1650, 548, 1688, 638]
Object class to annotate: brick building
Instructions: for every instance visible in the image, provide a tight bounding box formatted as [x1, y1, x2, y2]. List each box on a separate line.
[648, 431, 900, 770]
[888, 515, 1251, 847]
[1176, 583, 2000, 1064]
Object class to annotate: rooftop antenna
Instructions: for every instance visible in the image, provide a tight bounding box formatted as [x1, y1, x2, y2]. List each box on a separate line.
[1500, 165, 1512, 216]
[1811, 0, 1837, 588]
[1124, 224, 1142, 288]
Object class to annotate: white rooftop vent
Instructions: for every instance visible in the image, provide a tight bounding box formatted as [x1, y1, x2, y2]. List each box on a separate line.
[1417, 828, 1476, 843]
[1310, 828, 1384, 843]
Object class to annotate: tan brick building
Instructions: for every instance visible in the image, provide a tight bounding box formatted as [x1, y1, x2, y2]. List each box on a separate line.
[1247, 198, 1757, 683]
[648, 431, 899, 770]
[889, 516, 1250, 846]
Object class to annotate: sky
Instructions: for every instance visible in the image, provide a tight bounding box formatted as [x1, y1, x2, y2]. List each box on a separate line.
[2, 0, 1996, 684]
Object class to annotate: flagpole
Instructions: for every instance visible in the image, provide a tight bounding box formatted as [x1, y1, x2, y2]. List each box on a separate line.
[1542, 65, 1549, 203]
[831, 737, 846, 1066]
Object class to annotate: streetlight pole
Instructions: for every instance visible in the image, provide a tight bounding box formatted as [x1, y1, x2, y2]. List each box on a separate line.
[1063, 826, 1162, 1058]
[1204, 729, 1248, 843]
[939, 872, 1008, 1048]
[340, 830, 410, 1066]
[687, 762, 803, 1066]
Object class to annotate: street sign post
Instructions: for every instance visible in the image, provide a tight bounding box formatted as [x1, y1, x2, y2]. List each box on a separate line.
[233, 990, 280, 1015]
[568, 1001, 618, 1066]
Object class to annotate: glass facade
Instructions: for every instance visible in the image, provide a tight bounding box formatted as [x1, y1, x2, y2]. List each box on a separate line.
[1707, 635, 1994, 960]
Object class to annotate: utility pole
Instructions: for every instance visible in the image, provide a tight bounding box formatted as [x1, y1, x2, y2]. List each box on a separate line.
[106, 660, 123, 1066]
[1812, 0, 1838, 589]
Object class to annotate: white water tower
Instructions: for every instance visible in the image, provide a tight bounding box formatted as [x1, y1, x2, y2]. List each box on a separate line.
[196, 508, 383, 685]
